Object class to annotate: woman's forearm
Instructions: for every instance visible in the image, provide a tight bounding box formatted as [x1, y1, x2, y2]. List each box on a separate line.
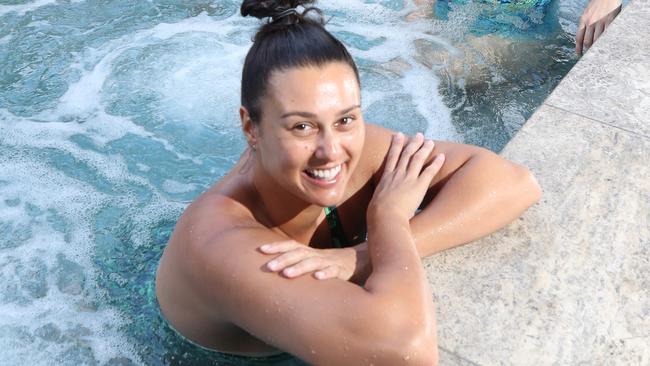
[410, 152, 541, 256]
[361, 208, 437, 357]
[363, 210, 426, 294]
[350, 151, 541, 282]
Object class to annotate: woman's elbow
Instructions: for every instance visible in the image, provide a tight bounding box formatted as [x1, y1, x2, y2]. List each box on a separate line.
[368, 331, 438, 366]
[517, 165, 542, 206]
[364, 307, 439, 365]
[399, 332, 439, 366]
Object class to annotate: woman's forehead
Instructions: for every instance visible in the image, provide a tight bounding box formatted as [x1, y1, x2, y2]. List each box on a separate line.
[265, 63, 360, 112]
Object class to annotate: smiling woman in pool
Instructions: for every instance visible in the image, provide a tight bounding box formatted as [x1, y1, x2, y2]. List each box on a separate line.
[155, 0, 541, 364]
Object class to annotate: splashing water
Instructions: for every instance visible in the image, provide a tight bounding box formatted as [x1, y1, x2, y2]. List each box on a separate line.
[0, 0, 582, 364]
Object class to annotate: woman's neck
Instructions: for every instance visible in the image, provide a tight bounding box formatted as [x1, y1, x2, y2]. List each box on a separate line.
[249, 159, 324, 241]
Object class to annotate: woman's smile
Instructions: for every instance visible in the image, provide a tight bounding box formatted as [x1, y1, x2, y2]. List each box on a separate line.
[302, 163, 344, 186]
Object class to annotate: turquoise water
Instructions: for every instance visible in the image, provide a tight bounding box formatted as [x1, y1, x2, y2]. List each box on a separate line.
[0, 0, 582, 364]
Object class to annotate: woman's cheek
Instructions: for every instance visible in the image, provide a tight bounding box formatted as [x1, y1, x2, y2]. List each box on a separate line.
[283, 142, 314, 167]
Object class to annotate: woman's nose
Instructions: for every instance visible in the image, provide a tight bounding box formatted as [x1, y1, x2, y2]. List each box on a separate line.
[315, 130, 340, 161]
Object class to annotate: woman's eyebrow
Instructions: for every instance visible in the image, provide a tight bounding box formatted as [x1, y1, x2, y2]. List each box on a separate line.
[280, 105, 361, 119]
[339, 104, 361, 115]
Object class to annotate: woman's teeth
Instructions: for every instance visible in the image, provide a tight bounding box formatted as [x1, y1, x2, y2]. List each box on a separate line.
[306, 164, 341, 181]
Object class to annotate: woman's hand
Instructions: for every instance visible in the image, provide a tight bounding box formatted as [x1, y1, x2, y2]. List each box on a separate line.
[576, 0, 622, 55]
[259, 241, 358, 281]
[368, 132, 445, 223]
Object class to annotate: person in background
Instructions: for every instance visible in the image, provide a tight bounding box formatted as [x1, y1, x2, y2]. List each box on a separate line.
[412, 0, 623, 55]
[575, 0, 622, 55]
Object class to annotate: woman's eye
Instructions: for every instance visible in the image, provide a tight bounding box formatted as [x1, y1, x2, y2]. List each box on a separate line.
[340, 116, 355, 126]
[293, 123, 313, 132]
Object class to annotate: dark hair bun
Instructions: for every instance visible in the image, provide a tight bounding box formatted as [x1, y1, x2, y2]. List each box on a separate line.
[241, 0, 316, 20]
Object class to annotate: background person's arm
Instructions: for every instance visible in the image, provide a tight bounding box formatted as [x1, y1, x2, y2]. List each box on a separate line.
[575, 0, 622, 55]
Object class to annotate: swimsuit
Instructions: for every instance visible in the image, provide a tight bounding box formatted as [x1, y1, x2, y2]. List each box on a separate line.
[324, 206, 350, 248]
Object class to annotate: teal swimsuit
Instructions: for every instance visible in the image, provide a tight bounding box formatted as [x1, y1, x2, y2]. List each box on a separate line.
[155, 207, 349, 365]
[324, 206, 349, 248]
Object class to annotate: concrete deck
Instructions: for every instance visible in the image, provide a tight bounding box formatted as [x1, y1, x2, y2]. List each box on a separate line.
[425, 0, 650, 364]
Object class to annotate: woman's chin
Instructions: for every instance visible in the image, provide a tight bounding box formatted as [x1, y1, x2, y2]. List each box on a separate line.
[300, 171, 347, 207]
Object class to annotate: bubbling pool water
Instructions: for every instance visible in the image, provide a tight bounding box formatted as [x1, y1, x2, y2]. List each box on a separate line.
[0, 0, 582, 364]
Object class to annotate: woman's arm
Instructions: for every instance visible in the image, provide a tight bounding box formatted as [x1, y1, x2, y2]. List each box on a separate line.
[409, 141, 542, 254]
[262, 126, 541, 282]
[191, 134, 441, 365]
[344, 140, 541, 281]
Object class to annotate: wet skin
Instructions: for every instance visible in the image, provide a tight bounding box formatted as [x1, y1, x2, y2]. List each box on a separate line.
[156, 62, 542, 363]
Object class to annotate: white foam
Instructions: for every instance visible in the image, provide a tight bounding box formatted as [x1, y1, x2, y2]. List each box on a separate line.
[0, 1, 582, 365]
[162, 179, 197, 194]
[0, 157, 139, 364]
[0, 0, 58, 17]
[322, 6, 461, 139]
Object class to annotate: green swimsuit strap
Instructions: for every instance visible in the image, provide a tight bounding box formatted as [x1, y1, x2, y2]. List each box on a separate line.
[324, 206, 349, 248]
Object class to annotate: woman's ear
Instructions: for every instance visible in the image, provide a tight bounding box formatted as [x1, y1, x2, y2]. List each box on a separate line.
[240, 106, 258, 150]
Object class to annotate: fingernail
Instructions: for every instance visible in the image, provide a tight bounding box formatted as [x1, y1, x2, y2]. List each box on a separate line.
[284, 268, 294, 276]
[267, 260, 277, 270]
[260, 244, 270, 251]
[315, 271, 324, 279]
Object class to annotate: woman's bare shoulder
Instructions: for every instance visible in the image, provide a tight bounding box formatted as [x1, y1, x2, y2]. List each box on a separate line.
[356, 123, 394, 185]
[175, 189, 261, 248]
[363, 123, 394, 159]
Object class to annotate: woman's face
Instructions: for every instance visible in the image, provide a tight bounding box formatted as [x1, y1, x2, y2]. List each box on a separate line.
[253, 62, 365, 207]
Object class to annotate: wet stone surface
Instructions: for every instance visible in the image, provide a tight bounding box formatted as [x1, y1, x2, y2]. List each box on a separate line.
[425, 2, 650, 362]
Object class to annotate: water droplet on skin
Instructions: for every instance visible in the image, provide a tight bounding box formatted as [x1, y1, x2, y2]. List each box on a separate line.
[403, 355, 411, 361]
[404, 266, 409, 270]
[310, 349, 317, 354]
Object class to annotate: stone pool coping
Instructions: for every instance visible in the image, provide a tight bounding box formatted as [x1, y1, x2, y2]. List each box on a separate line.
[425, 0, 650, 364]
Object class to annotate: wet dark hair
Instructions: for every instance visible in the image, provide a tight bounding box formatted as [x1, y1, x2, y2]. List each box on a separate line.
[240, 0, 360, 123]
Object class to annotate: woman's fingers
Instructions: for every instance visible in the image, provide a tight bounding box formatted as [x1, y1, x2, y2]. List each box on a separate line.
[265, 247, 312, 272]
[396, 132, 425, 173]
[383, 132, 405, 174]
[314, 265, 341, 280]
[407, 139, 435, 179]
[259, 240, 302, 254]
[260, 242, 355, 280]
[281, 256, 326, 278]
[420, 153, 446, 184]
